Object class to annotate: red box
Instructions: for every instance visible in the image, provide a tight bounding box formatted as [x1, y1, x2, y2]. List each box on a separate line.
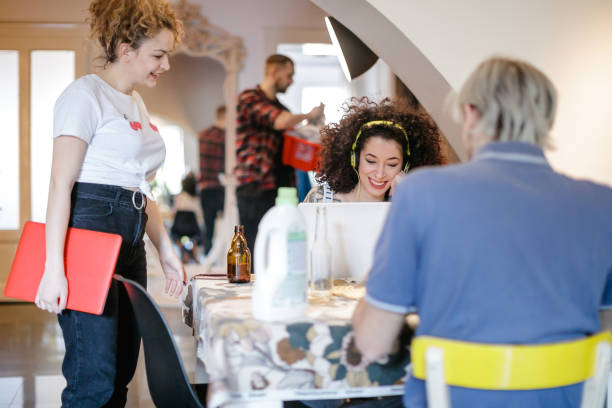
[282, 133, 322, 172]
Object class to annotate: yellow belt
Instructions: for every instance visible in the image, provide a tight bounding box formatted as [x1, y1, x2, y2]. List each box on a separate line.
[412, 332, 611, 390]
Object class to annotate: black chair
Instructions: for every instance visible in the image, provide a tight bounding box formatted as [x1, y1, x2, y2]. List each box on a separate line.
[114, 275, 207, 407]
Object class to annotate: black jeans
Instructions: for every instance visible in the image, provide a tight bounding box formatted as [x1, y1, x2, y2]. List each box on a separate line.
[58, 182, 148, 407]
[236, 184, 276, 260]
[289, 397, 403, 408]
[199, 186, 224, 254]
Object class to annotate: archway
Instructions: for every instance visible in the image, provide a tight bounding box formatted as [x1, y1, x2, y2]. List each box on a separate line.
[173, 0, 246, 271]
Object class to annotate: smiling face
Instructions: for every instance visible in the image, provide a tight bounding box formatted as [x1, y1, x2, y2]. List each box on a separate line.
[127, 28, 174, 88]
[356, 135, 403, 201]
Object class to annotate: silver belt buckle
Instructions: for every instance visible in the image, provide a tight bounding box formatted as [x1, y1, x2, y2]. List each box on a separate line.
[132, 190, 145, 210]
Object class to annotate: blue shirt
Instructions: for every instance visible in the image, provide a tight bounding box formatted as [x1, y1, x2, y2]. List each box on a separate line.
[365, 142, 612, 408]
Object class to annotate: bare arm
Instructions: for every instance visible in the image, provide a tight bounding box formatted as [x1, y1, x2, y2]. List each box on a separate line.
[35, 136, 88, 314]
[145, 199, 186, 297]
[273, 103, 325, 131]
[352, 298, 406, 361]
[303, 186, 322, 203]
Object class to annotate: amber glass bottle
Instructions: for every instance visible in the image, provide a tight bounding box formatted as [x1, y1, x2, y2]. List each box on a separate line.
[227, 225, 251, 283]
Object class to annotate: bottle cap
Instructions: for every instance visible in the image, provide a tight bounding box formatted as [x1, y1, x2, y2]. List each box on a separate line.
[275, 187, 298, 206]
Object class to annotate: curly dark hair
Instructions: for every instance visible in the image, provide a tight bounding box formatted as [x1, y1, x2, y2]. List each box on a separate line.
[316, 97, 444, 194]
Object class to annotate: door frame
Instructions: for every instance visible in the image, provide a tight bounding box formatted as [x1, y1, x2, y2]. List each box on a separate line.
[0, 23, 91, 299]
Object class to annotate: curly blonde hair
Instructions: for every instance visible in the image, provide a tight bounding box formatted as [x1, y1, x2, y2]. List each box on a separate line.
[88, 0, 183, 65]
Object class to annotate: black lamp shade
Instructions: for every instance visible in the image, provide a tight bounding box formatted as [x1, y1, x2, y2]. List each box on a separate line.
[325, 16, 379, 82]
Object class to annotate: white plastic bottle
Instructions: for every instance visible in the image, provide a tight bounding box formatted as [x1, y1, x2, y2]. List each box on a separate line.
[252, 187, 308, 321]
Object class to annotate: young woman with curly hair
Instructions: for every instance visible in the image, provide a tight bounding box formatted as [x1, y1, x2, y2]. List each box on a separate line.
[34, 0, 183, 405]
[304, 97, 444, 203]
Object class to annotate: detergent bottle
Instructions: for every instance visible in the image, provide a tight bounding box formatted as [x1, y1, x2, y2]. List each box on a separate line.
[252, 187, 308, 321]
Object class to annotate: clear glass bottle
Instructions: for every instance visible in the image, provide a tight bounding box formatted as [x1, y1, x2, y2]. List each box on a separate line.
[309, 206, 332, 297]
[227, 225, 251, 283]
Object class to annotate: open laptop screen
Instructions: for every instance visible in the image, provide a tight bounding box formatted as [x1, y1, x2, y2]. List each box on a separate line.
[298, 202, 391, 282]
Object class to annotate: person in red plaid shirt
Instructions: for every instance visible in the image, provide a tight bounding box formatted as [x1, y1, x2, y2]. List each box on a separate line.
[235, 54, 324, 256]
[198, 105, 226, 255]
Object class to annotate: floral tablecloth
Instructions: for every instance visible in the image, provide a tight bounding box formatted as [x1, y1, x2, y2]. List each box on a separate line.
[182, 275, 412, 407]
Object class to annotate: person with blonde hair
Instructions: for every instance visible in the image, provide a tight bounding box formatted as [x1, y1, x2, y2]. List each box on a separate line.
[352, 56, 612, 407]
[34, 0, 185, 405]
[457, 56, 557, 156]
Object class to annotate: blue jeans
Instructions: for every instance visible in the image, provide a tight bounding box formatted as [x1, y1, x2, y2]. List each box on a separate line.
[295, 170, 312, 202]
[58, 182, 148, 407]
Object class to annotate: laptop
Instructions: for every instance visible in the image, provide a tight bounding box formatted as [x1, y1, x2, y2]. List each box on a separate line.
[4, 221, 122, 315]
[298, 202, 391, 281]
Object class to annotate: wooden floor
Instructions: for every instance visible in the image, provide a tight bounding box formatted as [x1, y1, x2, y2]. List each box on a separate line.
[0, 276, 196, 408]
[3, 266, 612, 408]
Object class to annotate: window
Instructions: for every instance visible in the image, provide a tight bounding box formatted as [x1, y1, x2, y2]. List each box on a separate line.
[151, 116, 186, 198]
[0, 23, 88, 296]
[302, 86, 348, 124]
[30, 50, 75, 222]
[0, 51, 19, 230]
[276, 43, 349, 126]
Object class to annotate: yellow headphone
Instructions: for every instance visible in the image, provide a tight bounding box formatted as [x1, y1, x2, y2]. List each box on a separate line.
[350, 120, 411, 173]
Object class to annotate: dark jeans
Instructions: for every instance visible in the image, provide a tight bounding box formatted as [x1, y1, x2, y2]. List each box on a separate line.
[236, 184, 276, 260]
[58, 182, 148, 407]
[295, 170, 312, 203]
[289, 396, 403, 408]
[199, 187, 224, 254]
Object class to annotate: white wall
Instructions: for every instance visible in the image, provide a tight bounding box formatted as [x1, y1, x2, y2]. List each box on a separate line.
[367, 0, 612, 187]
[275, 44, 394, 123]
[196, 0, 327, 90]
[0, 0, 89, 23]
[137, 53, 226, 172]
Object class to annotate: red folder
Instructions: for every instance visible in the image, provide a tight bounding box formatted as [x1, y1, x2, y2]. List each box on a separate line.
[4, 221, 122, 315]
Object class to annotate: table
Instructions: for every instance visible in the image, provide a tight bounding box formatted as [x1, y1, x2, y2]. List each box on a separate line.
[182, 275, 412, 408]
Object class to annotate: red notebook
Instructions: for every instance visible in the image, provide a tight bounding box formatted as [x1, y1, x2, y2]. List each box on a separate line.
[4, 221, 122, 315]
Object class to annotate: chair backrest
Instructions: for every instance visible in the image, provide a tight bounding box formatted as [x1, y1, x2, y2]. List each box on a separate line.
[412, 333, 612, 408]
[114, 275, 203, 408]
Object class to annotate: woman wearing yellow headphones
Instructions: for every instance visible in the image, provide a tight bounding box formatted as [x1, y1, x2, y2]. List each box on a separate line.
[304, 97, 444, 203]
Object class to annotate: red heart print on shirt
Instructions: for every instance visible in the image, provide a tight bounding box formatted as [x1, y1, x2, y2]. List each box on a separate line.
[130, 121, 142, 131]
[149, 123, 159, 132]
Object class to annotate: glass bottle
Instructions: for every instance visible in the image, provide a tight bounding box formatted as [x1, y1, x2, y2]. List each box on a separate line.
[227, 225, 251, 283]
[309, 206, 332, 297]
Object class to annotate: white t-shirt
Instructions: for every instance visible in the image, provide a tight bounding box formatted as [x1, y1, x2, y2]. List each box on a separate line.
[53, 74, 165, 200]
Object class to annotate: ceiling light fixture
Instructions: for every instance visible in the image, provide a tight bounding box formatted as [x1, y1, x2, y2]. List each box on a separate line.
[324, 16, 378, 82]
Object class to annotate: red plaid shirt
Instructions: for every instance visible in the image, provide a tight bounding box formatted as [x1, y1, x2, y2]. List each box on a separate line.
[198, 126, 225, 189]
[235, 86, 295, 191]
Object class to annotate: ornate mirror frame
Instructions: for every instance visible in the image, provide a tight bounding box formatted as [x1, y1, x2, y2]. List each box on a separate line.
[173, 0, 245, 270]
